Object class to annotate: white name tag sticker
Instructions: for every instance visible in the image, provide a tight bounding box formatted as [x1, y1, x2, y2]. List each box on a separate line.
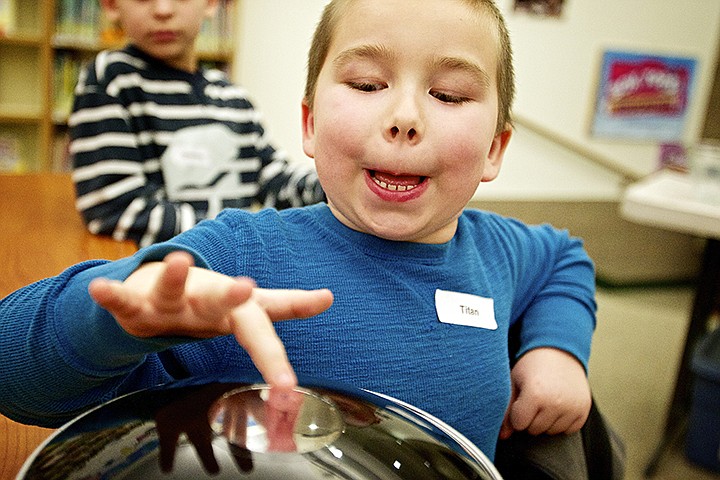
[434, 289, 497, 330]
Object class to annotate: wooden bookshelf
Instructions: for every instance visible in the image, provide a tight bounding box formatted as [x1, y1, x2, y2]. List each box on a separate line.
[0, 0, 237, 173]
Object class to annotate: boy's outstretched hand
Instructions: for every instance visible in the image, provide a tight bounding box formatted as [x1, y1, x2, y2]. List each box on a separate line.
[499, 347, 591, 440]
[87, 251, 334, 390]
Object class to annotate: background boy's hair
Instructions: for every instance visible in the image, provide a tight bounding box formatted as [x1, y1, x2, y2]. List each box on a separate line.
[304, 0, 515, 135]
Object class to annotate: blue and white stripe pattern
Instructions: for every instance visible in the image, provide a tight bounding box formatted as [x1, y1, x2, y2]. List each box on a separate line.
[70, 45, 323, 247]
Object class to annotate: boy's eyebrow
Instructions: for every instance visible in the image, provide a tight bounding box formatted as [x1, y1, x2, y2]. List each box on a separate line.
[434, 56, 491, 89]
[332, 44, 396, 69]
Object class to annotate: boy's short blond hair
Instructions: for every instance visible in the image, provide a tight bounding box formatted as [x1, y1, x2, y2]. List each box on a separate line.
[304, 0, 515, 135]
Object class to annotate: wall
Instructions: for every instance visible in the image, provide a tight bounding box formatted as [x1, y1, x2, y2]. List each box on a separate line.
[234, 0, 720, 179]
[496, 0, 720, 178]
[234, 0, 327, 167]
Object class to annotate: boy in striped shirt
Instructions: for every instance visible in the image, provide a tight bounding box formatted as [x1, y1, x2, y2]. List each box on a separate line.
[71, 0, 324, 247]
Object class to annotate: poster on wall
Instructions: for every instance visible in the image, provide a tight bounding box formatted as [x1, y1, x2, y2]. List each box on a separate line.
[513, 0, 565, 17]
[591, 50, 697, 142]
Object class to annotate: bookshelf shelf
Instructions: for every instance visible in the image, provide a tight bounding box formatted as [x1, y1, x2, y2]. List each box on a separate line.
[0, 0, 237, 173]
[0, 33, 42, 46]
[0, 108, 42, 123]
[52, 38, 112, 51]
[197, 50, 234, 63]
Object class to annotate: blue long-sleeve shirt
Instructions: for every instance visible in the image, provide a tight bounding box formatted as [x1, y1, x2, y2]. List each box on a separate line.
[0, 204, 596, 459]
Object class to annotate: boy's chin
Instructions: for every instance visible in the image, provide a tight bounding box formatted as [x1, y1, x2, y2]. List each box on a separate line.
[366, 219, 457, 244]
[327, 203, 457, 244]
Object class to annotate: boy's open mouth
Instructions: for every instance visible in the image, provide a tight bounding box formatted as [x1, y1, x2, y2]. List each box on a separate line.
[370, 170, 426, 192]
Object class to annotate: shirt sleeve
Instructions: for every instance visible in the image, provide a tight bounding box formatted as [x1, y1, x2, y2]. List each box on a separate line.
[253, 126, 326, 209]
[0, 243, 209, 426]
[509, 223, 597, 370]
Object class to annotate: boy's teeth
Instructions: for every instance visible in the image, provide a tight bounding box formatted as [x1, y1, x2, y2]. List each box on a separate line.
[372, 177, 416, 191]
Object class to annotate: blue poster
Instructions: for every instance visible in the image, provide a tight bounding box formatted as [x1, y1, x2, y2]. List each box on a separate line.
[591, 50, 697, 142]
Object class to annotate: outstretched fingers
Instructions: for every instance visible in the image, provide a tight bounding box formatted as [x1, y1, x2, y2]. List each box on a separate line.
[89, 250, 334, 389]
[229, 301, 297, 389]
[252, 288, 334, 320]
[88, 278, 143, 319]
[150, 251, 194, 312]
[228, 288, 333, 389]
[184, 276, 256, 328]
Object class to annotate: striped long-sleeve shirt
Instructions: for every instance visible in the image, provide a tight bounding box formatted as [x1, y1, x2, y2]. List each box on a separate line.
[70, 44, 324, 247]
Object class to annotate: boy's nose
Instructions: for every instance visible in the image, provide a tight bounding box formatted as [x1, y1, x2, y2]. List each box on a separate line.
[385, 91, 424, 144]
[152, 0, 176, 16]
[389, 126, 417, 141]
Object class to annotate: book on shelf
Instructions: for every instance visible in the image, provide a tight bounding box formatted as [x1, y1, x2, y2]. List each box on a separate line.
[0, 134, 22, 172]
[53, 51, 83, 122]
[55, 0, 102, 44]
[196, 0, 235, 54]
[0, 0, 16, 36]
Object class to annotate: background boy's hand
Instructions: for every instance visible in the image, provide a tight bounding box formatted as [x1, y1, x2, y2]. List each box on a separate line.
[499, 347, 591, 440]
[87, 251, 334, 389]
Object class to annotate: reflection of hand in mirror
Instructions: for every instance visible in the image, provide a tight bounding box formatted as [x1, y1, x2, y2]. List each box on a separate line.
[155, 383, 290, 474]
[154, 383, 236, 474]
[265, 388, 305, 452]
[207, 391, 257, 472]
[211, 387, 305, 453]
[155, 383, 341, 474]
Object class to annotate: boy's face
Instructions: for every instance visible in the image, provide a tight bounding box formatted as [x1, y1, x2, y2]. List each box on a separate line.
[101, 0, 218, 72]
[303, 0, 512, 244]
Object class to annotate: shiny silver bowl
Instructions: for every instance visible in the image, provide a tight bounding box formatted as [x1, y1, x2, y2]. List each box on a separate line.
[19, 372, 502, 479]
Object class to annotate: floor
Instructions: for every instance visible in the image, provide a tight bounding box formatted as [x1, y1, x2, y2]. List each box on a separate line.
[589, 285, 720, 480]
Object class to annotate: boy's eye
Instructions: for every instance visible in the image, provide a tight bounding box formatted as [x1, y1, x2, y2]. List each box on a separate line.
[347, 81, 385, 92]
[430, 90, 470, 104]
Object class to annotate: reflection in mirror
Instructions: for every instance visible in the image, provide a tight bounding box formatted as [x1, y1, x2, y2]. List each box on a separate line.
[209, 385, 345, 454]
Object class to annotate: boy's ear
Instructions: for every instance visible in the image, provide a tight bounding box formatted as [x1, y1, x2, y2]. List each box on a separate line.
[301, 99, 316, 159]
[481, 124, 512, 182]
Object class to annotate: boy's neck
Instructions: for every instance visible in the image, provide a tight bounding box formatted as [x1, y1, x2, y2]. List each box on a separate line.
[161, 52, 199, 74]
[128, 43, 199, 73]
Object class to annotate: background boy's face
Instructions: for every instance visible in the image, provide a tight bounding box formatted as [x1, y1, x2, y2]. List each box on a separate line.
[102, 0, 218, 72]
[303, 0, 511, 244]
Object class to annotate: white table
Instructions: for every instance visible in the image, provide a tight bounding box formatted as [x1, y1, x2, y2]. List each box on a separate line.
[621, 169, 720, 477]
[622, 169, 720, 240]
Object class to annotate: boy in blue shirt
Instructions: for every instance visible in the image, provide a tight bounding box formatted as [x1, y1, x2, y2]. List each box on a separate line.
[1, 0, 596, 460]
[71, 0, 324, 246]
